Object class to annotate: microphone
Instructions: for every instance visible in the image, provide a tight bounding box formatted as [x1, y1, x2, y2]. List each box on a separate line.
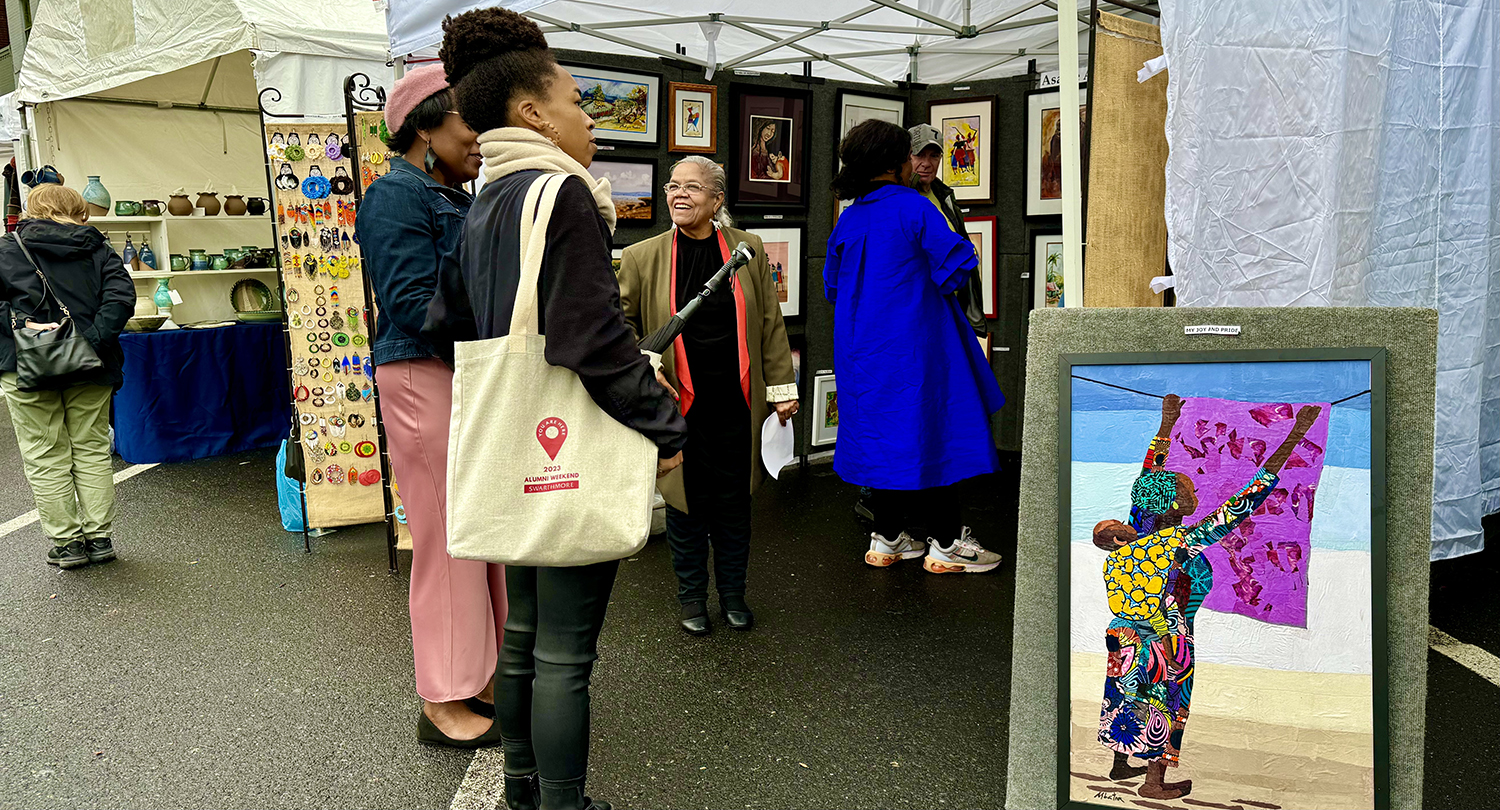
[639, 241, 756, 354]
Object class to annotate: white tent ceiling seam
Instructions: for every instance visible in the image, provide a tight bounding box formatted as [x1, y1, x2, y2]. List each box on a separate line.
[385, 0, 1156, 85]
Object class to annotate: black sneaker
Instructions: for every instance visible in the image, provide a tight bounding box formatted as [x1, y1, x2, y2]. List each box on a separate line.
[85, 537, 117, 564]
[47, 541, 89, 570]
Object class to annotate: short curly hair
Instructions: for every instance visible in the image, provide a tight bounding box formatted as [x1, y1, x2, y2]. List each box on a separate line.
[832, 119, 911, 200]
[439, 8, 558, 135]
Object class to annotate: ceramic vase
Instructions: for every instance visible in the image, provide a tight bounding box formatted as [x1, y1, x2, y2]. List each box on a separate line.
[153, 279, 174, 317]
[196, 192, 221, 216]
[82, 176, 110, 217]
[224, 195, 247, 216]
[134, 296, 158, 318]
[246, 197, 268, 216]
[138, 238, 157, 271]
[167, 195, 193, 216]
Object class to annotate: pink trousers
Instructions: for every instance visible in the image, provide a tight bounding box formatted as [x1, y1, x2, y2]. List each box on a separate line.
[376, 357, 505, 702]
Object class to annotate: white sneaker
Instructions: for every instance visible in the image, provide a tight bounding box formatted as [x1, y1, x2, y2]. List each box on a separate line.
[923, 527, 1002, 573]
[865, 531, 926, 567]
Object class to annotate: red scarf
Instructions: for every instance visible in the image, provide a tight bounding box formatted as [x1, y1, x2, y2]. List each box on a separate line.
[669, 228, 751, 415]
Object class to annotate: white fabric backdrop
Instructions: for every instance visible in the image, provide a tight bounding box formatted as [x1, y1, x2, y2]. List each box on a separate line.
[1160, 0, 1500, 559]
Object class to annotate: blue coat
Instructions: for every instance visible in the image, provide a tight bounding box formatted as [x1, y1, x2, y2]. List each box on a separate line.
[823, 183, 1004, 490]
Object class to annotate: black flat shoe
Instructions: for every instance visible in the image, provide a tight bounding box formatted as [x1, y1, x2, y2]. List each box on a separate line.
[464, 697, 496, 719]
[504, 773, 539, 810]
[720, 595, 755, 631]
[416, 708, 503, 749]
[679, 601, 711, 636]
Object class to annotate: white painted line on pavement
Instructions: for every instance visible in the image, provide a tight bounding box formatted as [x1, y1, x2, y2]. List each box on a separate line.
[1430, 625, 1500, 687]
[0, 463, 159, 539]
[450, 749, 505, 810]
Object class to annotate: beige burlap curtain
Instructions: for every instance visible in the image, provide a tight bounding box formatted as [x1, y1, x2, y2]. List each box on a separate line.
[1084, 13, 1169, 308]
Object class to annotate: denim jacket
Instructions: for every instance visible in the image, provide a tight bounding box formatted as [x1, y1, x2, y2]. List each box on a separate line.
[355, 157, 473, 366]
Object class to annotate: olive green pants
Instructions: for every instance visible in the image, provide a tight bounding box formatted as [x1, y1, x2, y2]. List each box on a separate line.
[1, 373, 116, 546]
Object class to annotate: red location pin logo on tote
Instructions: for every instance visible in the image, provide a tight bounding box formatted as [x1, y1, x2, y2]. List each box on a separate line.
[537, 417, 568, 461]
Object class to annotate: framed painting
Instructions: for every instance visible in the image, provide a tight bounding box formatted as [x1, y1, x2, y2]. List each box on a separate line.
[1058, 349, 1388, 810]
[732, 87, 810, 209]
[746, 226, 803, 318]
[668, 82, 717, 153]
[837, 90, 906, 142]
[928, 96, 995, 204]
[564, 64, 660, 145]
[964, 215, 998, 318]
[1027, 88, 1089, 216]
[811, 373, 838, 447]
[589, 157, 657, 225]
[611, 248, 623, 274]
[1033, 231, 1065, 309]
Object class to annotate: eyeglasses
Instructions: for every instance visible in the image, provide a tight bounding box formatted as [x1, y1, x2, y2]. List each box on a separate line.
[663, 182, 713, 196]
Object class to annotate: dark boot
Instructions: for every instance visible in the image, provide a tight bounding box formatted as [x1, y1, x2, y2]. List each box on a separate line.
[1109, 751, 1146, 781]
[538, 779, 611, 810]
[504, 773, 539, 810]
[1137, 759, 1191, 799]
[719, 594, 754, 630]
[679, 600, 711, 636]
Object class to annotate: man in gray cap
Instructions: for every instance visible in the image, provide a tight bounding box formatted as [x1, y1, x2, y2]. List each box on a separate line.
[909, 123, 987, 337]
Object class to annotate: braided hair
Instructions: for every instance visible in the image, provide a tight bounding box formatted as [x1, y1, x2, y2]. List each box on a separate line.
[439, 8, 557, 135]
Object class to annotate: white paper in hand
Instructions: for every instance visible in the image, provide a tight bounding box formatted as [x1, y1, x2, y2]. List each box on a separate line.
[760, 411, 795, 479]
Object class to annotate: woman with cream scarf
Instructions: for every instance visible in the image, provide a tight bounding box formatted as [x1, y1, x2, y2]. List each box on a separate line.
[423, 10, 686, 810]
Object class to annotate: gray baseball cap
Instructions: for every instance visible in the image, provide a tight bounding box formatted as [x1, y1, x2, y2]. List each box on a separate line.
[909, 123, 942, 155]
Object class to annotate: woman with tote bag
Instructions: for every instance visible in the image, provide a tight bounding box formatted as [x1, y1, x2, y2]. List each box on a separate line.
[425, 10, 686, 810]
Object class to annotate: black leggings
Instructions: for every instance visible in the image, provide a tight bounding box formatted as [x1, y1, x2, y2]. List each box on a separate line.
[498, 560, 619, 790]
[874, 483, 963, 544]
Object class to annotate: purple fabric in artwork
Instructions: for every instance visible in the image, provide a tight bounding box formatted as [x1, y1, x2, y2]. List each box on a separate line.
[1163, 397, 1331, 628]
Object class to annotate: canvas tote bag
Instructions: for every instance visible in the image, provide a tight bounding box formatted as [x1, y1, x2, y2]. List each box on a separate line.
[446, 173, 657, 566]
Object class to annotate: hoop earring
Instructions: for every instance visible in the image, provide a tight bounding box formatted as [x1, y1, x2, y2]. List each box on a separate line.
[540, 121, 563, 147]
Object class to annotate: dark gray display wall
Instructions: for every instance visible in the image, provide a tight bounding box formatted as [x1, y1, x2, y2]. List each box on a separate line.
[556, 48, 1055, 454]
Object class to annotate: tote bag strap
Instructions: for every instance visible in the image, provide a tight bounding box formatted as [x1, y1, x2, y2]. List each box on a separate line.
[508, 173, 569, 338]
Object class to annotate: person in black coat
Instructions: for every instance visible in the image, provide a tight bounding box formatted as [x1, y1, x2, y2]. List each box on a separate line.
[0, 184, 133, 569]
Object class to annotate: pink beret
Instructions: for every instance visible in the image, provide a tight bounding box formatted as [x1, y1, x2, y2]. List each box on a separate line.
[385, 65, 451, 134]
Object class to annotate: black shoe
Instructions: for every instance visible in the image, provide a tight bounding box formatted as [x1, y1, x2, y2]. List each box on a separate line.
[416, 707, 504, 749]
[464, 697, 496, 719]
[720, 595, 755, 631]
[47, 542, 89, 570]
[85, 537, 116, 564]
[504, 773, 539, 810]
[538, 780, 610, 810]
[679, 601, 711, 636]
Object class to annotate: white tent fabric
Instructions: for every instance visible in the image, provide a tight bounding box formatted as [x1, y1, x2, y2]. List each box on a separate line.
[17, 0, 389, 114]
[1160, 0, 1500, 559]
[384, 0, 1089, 84]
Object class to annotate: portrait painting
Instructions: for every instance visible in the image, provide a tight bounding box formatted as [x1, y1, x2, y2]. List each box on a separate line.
[1028, 89, 1089, 215]
[668, 82, 716, 153]
[748, 115, 793, 183]
[1060, 351, 1387, 810]
[928, 96, 995, 203]
[732, 87, 809, 208]
[564, 64, 660, 145]
[589, 158, 656, 224]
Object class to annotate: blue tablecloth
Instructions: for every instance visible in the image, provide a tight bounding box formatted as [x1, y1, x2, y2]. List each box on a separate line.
[114, 323, 291, 464]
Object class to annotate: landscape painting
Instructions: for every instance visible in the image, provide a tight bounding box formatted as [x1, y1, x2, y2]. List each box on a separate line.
[566, 65, 659, 144]
[1060, 353, 1386, 810]
[589, 158, 656, 224]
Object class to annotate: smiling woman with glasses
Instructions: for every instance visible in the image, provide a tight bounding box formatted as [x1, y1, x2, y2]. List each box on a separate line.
[617, 155, 798, 637]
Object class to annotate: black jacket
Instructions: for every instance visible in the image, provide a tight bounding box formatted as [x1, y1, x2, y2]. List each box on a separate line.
[0, 219, 135, 389]
[916, 177, 989, 337]
[424, 171, 688, 459]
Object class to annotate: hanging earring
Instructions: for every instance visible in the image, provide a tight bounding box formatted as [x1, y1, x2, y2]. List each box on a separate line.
[422, 136, 438, 173]
[540, 121, 563, 147]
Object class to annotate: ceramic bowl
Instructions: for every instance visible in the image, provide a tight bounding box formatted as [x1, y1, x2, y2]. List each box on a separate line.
[124, 315, 169, 332]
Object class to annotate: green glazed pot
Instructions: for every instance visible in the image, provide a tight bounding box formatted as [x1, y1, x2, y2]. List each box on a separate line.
[210, 254, 230, 271]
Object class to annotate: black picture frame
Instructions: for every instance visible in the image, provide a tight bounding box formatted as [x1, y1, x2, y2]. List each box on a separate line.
[588, 156, 658, 227]
[1055, 348, 1389, 810]
[731, 85, 811, 210]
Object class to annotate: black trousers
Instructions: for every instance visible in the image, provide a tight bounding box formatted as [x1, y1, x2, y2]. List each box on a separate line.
[665, 489, 751, 605]
[498, 560, 619, 788]
[874, 483, 963, 544]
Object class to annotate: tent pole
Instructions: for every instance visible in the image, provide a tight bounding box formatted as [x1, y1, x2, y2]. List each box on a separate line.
[199, 56, 223, 108]
[1056, 0, 1084, 307]
[721, 3, 884, 70]
[1081, 0, 1099, 251]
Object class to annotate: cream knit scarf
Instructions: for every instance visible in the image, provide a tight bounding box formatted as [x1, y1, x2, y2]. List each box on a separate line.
[476, 127, 617, 233]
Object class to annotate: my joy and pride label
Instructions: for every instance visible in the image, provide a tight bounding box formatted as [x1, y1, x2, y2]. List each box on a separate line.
[525, 417, 580, 493]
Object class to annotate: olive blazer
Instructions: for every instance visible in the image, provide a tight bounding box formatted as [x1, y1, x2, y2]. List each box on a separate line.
[618, 226, 798, 513]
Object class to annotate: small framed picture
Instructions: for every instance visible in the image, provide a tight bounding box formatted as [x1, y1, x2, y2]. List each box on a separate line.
[589, 157, 657, 226]
[746, 226, 804, 318]
[1027, 87, 1088, 216]
[668, 82, 717, 153]
[1033, 231, 1064, 309]
[837, 90, 905, 142]
[810, 373, 838, 447]
[563, 64, 661, 145]
[733, 86, 810, 209]
[611, 248, 623, 274]
[928, 95, 995, 204]
[964, 215, 998, 318]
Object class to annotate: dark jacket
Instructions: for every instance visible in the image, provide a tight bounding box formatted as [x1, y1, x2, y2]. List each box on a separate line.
[0, 219, 134, 389]
[914, 176, 988, 337]
[355, 157, 473, 366]
[424, 171, 687, 459]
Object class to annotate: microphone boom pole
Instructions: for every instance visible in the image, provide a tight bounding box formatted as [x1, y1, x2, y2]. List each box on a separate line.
[638, 241, 756, 354]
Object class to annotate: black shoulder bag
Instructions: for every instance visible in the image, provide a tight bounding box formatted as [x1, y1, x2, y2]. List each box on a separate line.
[8, 232, 103, 391]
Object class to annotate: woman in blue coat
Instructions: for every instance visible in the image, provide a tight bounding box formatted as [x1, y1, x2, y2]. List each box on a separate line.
[824, 119, 1005, 574]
